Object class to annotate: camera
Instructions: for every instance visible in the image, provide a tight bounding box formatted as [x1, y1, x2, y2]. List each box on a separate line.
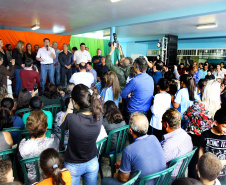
[32, 65, 37, 71]
[108, 33, 119, 48]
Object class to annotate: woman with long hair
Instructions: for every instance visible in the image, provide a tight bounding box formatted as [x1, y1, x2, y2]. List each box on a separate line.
[16, 88, 32, 110]
[25, 43, 33, 60]
[61, 84, 103, 185]
[34, 148, 71, 185]
[0, 39, 8, 67]
[12, 40, 25, 96]
[101, 71, 121, 107]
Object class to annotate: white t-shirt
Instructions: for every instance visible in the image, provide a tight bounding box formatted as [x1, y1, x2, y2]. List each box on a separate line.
[69, 72, 94, 88]
[213, 70, 224, 79]
[36, 46, 55, 64]
[73, 50, 91, 64]
[150, 92, 171, 130]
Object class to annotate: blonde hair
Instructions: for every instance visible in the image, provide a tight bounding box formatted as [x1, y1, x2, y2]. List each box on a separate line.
[202, 80, 221, 116]
[15, 40, 25, 54]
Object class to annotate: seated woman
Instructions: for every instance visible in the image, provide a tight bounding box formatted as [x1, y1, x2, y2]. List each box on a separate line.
[17, 110, 59, 184]
[40, 83, 61, 106]
[1, 98, 24, 144]
[16, 88, 32, 111]
[34, 148, 71, 185]
[102, 101, 126, 151]
[0, 85, 11, 102]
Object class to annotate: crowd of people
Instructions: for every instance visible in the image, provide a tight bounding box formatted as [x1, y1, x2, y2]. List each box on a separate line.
[0, 37, 226, 185]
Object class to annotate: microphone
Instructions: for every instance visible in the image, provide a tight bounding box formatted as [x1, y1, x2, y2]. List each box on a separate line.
[46, 45, 48, 51]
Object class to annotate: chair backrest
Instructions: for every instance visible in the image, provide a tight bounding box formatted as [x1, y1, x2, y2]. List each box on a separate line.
[42, 104, 61, 119]
[123, 170, 141, 185]
[15, 108, 31, 117]
[168, 146, 198, 178]
[105, 125, 129, 155]
[18, 129, 53, 142]
[20, 155, 40, 185]
[96, 137, 107, 159]
[3, 127, 21, 133]
[139, 162, 179, 185]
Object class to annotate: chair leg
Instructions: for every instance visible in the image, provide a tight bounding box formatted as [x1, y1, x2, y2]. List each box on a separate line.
[109, 156, 116, 177]
[99, 157, 104, 179]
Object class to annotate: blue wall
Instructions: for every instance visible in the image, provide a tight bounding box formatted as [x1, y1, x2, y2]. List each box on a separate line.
[121, 42, 148, 57]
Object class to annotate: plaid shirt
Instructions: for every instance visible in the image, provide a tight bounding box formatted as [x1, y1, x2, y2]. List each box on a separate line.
[161, 128, 193, 177]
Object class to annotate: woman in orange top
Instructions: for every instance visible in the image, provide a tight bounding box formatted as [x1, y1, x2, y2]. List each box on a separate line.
[34, 148, 71, 185]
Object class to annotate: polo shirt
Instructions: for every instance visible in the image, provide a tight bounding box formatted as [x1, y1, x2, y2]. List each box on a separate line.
[119, 135, 166, 185]
[88, 68, 97, 84]
[69, 71, 94, 88]
[121, 73, 154, 113]
[213, 70, 225, 79]
[58, 51, 74, 67]
[73, 50, 91, 64]
[36, 46, 55, 65]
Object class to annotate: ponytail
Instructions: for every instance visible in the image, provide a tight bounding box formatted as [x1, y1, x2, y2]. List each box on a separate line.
[0, 107, 13, 131]
[90, 87, 103, 121]
[180, 74, 195, 101]
[52, 166, 65, 185]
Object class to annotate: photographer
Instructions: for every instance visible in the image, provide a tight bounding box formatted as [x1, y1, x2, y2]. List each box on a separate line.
[106, 43, 132, 89]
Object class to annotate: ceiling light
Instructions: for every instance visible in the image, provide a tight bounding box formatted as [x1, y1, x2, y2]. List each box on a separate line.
[31, 24, 40, 30]
[111, 0, 120, 2]
[52, 25, 65, 33]
[196, 23, 217, 29]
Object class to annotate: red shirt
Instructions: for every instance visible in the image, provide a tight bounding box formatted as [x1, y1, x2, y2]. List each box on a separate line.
[20, 68, 40, 91]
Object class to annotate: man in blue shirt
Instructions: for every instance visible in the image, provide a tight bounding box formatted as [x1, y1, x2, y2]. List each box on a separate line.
[193, 66, 200, 84]
[149, 61, 164, 84]
[121, 57, 154, 122]
[86, 62, 97, 85]
[52, 41, 61, 85]
[101, 112, 166, 185]
[199, 64, 208, 79]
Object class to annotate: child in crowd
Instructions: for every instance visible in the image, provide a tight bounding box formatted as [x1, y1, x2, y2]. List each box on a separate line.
[34, 148, 71, 185]
[0, 160, 14, 183]
[197, 152, 222, 185]
[205, 69, 215, 80]
[200, 107, 226, 181]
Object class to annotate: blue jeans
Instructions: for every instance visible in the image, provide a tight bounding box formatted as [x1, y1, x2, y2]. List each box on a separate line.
[14, 68, 22, 96]
[53, 63, 60, 85]
[41, 64, 54, 92]
[65, 157, 99, 185]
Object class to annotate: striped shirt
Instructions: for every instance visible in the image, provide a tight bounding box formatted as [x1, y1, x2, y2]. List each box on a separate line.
[161, 128, 193, 177]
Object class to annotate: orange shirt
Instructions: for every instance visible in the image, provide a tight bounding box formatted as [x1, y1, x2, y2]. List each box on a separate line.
[35, 169, 71, 185]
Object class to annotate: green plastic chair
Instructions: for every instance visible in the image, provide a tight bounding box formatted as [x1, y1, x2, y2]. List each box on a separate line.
[123, 170, 141, 185]
[42, 104, 61, 120]
[2, 127, 21, 133]
[168, 146, 198, 179]
[0, 148, 17, 176]
[15, 108, 30, 117]
[20, 155, 40, 185]
[139, 162, 179, 185]
[102, 125, 129, 177]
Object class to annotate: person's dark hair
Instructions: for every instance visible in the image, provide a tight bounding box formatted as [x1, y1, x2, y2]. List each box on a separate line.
[0, 53, 3, 62]
[134, 57, 148, 72]
[204, 64, 208, 67]
[25, 43, 32, 52]
[216, 63, 221, 67]
[57, 83, 65, 92]
[87, 62, 92, 66]
[162, 108, 181, 129]
[5, 44, 11, 49]
[40, 148, 65, 185]
[172, 177, 202, 185]
[29, 97, 42, 110]
[180, 63, 184, 66]
[79, 62, 87, 70]
[43, 38, 50, 42]
[24, 58, 33, 67]
[198, 79, 207, 100]
[64, 98, 70, 109]
[155, 61, 164, 71]
[168, 83, 178, 96]
[103, 101, 123, 124]
[0, 107, 13, 131]
[43, 83, 58, 99]
[164, 70, 176, 81]
[80, 43, 85, 46]
[198, 152, 222, 182]
[72, 47, 78, 51]
[17, 88, 32, 110]
[214, 107, 226, 125]
[0, 160, 12, 183]
[71, 84, 103, 120]
[129, 67, 136, 78]
[207, 69, 212, 73]
[158, 78, 169, 91]
[180, 74, 196, 101]
[26, 110, 47, 138]
[1, 98, 14, 111]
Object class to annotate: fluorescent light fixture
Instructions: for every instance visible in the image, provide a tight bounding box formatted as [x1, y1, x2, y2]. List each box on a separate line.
[31, 24, 40, 30]
[52, 25, 65, 33]
[111, 0, 120, 2]
[196, 23, 217, 29]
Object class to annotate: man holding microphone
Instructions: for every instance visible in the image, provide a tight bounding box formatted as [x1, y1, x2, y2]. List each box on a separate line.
[36, 38, 56, 92]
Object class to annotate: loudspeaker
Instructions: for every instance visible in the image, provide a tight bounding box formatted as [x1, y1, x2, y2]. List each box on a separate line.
[165, 34, 178, 67]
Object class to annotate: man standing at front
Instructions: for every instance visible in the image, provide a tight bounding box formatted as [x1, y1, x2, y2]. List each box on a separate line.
[36, 38, 56, 92]
[73, 43, 91, 69]
[52, 41, 61, 85]
[58, 43, 74, 86]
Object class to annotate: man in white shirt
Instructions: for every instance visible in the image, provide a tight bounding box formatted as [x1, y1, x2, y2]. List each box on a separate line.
[69, 62, 94, 88]
[213, 64, 224, 79]
[36, 38, 56, 92]
[73, 43, 91, 68]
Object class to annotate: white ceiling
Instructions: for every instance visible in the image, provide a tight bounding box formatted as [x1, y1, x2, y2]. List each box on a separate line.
[0, 0, 223, 34]
[116, 12, 226, 38]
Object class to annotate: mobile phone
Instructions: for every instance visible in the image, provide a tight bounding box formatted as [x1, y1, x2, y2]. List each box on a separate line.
[33, 84, 38, 91]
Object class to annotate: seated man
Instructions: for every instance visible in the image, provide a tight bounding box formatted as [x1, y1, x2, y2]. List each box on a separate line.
[69, 62, 94, 88]
[161, 108, 193, 181]
[22, 97, 53, 130]
[86, 62, 97, 85]
[101, 112, 166, 185]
